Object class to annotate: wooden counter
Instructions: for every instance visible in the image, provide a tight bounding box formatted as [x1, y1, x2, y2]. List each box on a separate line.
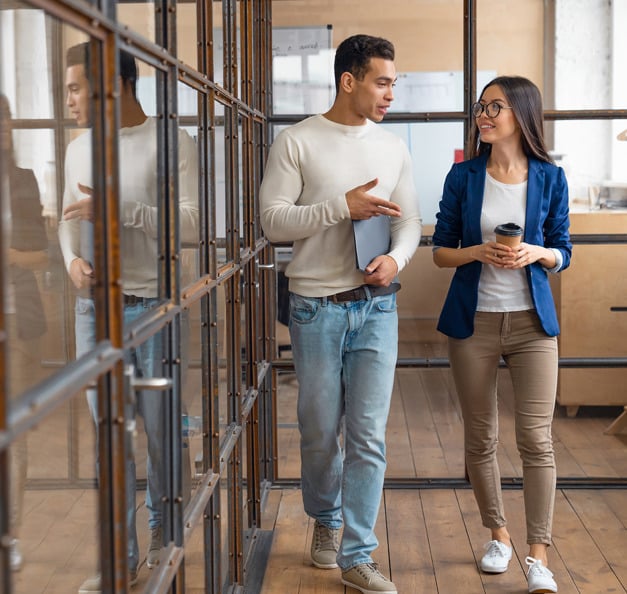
[556, 211, 627, 416]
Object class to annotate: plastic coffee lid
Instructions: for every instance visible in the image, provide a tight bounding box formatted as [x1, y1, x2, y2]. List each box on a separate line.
[494, 222, 523, 236]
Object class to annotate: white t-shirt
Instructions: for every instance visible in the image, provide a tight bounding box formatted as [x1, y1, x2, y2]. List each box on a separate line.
[259, 114, 422, 297]
[477, 172, 534, 312]
[58, 117, 199, 297]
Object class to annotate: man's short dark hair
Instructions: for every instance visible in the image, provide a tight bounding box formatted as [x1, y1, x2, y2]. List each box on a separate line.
[333, 34, 395, 92]
[66, 42, 138, 98]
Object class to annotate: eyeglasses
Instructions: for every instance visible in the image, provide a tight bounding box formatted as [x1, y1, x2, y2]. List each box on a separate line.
[471, 101, 514, 118]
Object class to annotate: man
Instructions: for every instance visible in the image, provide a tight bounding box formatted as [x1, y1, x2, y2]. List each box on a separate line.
[58, 43, 198, 592]
[259, 34, 421, 594]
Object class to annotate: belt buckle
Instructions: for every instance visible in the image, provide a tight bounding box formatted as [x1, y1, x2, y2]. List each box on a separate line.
[124, 294, 138, 306]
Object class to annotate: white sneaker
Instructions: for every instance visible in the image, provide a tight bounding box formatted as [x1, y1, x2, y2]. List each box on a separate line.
[526, 556, 557, 593]
[10, 539, 23, 572]
[480, 540, 512, 573]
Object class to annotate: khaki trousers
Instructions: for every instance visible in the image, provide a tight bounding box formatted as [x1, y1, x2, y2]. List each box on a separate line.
[448, 310, 557, 545]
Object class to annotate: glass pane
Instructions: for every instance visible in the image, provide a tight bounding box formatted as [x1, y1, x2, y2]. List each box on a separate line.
[217, 284, 229, 443]
[215, 110, 228, 265]
[184, 515, 207, 591]
[117, 4, 156, 46]
[239, 270, 248, 390]
[129, 325, 169, 574]
[178, 3, 199, 71]
[551, 119, 627, 210]
[59, 42, 167, 337]
[477, 0, 544, 100]
[182, 300, 204, 513]
[271, 26, 333, 115]
[235, 0, 242, 100]
[211, 2, 241, 97]
[275, 247, 292, 359]
[276, 370, 300, 478]
[381, 121, 464, 225]
[551, 0, 620, 110]
[119, 57, 165, 322]
[271, 0, 465, 114]
[213, 4, 225, 90]
[9, 394, 99, 592]
[220, 477, 230, 591]
[252, 120, 263, 241]
[0, 9, 55, 120]
[177, 81, 202, 284]
[1, 15, 87, 404]
[237, 119, 244, 247]
[241, 426, 251, 556]
[3, 128, 62, 399]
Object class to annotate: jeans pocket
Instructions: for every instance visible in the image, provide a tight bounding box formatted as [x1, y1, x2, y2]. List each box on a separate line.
[289, 293, 320, 324]
[75, 297, 94, 315]
[374, 293, 397, 313]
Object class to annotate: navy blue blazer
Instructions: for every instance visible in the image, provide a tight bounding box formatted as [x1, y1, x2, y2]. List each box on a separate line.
[433, 152, 572, 339]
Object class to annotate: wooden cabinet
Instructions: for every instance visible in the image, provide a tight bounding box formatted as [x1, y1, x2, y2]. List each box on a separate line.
[556, 212, 627, 415]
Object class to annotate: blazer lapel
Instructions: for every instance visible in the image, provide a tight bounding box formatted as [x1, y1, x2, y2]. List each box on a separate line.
[467, 153, 489, 246]
[525, 159, 544, 241]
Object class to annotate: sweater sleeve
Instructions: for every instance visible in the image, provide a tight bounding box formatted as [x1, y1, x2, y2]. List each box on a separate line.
[58, 144, 82, 272]
[259, 129, 351, 243]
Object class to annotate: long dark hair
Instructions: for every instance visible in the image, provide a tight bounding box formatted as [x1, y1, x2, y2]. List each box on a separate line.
[468, 75, 553, 164]
[333, 34, 395, 93]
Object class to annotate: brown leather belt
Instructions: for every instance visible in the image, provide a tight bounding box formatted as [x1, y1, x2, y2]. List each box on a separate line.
[328, 282, 400, 303]
[123, 294, 143, 306]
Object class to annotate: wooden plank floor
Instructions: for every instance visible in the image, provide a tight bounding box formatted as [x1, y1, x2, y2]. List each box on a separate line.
[268, 318, 627, 593]
[259, 487, 627, 594]
[8, 319, 627, 592]
[276, 319, 627, 481]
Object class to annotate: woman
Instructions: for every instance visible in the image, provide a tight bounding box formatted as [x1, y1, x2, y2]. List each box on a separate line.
[432, 76, 571, 594]
[1, 93, 48, 571]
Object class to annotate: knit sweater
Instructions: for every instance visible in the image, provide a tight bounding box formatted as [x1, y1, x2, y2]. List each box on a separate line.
[260, 114, 422, 297]
[58, 117, 198, 297]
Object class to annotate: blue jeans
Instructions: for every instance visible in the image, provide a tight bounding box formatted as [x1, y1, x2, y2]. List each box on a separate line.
[288, 291, 398, 570]
[75, 295, 163, 571]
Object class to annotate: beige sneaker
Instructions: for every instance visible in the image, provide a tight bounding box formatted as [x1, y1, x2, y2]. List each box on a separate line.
[310, 520, 340, 569]
[341, 562, 397, 594]
[78, 569, 138, 593]
[146, 526, 162, 569]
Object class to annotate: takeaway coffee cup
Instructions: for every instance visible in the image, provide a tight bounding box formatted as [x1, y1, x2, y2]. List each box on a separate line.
[494, 222, 523, 248]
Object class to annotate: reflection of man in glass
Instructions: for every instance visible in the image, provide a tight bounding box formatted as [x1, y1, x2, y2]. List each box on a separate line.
[1, 93, 49, 574]
[57, 43, 198, 591]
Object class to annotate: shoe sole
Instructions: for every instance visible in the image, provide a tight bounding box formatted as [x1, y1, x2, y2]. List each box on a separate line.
[312, 559, 338, 569]
[340, 577, 396, 594]
[481, 563, 509, 574]
[529, 588, 557, 594]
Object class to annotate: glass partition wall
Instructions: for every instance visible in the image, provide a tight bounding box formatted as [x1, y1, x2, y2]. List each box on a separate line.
[0, 1, 272, 593]
[269, 0, 627, 487]
[2, 0, 626, 593]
